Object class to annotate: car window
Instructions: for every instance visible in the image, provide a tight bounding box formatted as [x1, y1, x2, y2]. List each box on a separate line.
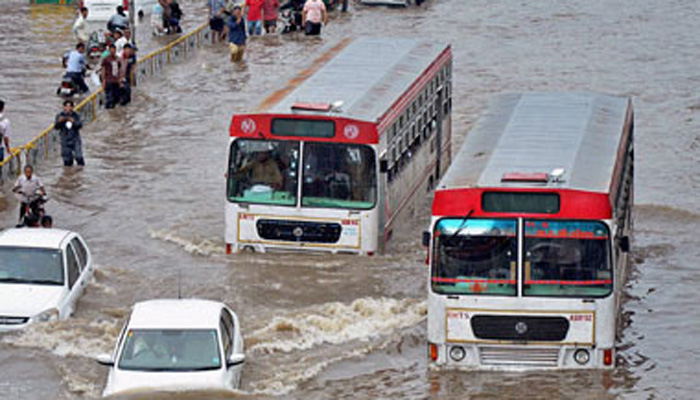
[71, 237, 89, 270]
[66, 246, 80, 289]
[220, 311, 233, 357]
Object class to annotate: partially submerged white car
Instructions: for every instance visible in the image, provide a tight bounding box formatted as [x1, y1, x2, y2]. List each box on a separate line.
[0, 229, 92, 332]
[97, 299, 245, 397]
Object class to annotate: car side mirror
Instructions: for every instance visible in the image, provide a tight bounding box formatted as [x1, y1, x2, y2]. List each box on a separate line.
[95, 353, 115, 367]
[227, 353, 245, 368]
[619, 236, 631, 253]
[422, 231, 431, 247]
[379, 159, 389, 173]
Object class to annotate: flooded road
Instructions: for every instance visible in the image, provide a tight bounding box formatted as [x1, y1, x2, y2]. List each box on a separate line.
[1, 0, 699, 398]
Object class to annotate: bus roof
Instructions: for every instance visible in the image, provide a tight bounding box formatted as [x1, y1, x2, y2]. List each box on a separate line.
[438, 92, 632, 194]
[261, 37, 450, 125]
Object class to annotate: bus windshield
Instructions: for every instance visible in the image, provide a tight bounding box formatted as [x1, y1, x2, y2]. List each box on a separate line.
[301, 143, 377, 209]
[228, 139, 299, 206]
[432, 219, 517, 296]
[524, 220, 612, 297]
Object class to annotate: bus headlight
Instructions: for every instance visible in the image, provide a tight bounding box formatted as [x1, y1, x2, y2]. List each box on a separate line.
[449, 346, 466, 362]
[574, 349, 590, 365]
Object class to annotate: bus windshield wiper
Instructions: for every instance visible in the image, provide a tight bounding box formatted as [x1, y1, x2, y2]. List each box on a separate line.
[444, 209, 474, 245]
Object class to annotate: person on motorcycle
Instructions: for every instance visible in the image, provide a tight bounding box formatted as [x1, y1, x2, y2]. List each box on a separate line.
[12, 165, 46, 226]
[65, 42, 90, 94]
[107, 6, 130, 33]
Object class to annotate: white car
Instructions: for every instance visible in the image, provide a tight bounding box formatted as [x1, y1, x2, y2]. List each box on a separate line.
[97, 299, 245, 397]
[84, 0, 158, 21]
[0, 229, 93, 332]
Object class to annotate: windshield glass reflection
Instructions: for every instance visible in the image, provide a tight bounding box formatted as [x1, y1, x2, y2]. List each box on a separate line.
[118, 329, 221, 371]
[228, 140, 299, 206]
[0, 248, 63, 285]
[302, 143, 376, 209]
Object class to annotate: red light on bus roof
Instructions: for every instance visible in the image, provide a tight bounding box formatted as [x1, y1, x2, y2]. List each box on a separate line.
[501, 172, 549, 183]
[291, 102, 333, 112]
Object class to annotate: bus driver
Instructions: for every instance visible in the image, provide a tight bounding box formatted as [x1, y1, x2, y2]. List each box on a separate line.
[236, 149, 283, 190]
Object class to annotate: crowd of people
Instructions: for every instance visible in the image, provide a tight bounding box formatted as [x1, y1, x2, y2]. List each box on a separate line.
[2, 0, 346, 227]
[209, 0, 332, 63]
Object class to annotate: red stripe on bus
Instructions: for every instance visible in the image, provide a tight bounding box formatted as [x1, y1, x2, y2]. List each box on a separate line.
[432, 188, 613, 220]
[525, 280, 612, 286]
[432, 277, 516, 284]
[377, 47, 452, 133]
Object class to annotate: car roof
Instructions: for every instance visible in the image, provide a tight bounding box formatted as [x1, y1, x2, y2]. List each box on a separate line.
[0, 228, 74, 249]
[128, 299, 228, 330]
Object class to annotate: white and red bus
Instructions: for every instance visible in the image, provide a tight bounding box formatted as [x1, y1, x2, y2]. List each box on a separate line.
[425, 92, 634, 369]
[226, 38, 452, 255]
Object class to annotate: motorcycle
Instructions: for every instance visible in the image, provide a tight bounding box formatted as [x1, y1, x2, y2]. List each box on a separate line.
[14, 190, 49, 228]
[57, 74, 78, 98]
[87, 31, 107, 62]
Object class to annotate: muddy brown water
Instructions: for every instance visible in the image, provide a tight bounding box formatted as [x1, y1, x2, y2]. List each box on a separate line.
[1, 0, 699, 398]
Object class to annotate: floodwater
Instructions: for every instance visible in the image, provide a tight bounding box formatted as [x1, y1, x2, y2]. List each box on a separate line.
[0, 0, 699, 399]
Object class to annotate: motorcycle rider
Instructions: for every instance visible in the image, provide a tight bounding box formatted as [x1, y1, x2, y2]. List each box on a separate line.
[12, 165, 46, 227]
[107, 6, 130, 33]
[64, 42, 90, 94]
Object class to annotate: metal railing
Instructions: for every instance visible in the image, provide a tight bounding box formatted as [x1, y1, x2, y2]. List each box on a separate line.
[0, 21, 214, 185]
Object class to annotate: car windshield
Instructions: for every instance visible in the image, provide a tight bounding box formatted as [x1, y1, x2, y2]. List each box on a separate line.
[301, 143, 377, 209]
[228, 139, 299, 206]
[118, 329, 222, 372]
[0, 247, 64, 285]
[524, 220, 612, 297]
[432, 219, 517, 296]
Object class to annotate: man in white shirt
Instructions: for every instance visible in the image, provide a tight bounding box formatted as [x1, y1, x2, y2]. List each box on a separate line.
[72, 7, 90, 44]
[114, 30, 128, 57]
[12, 165, 45, 224]
[0, 100, 11, 162]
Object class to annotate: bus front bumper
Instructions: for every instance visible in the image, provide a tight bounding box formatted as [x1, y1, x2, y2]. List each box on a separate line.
[428, 343, 614, 370]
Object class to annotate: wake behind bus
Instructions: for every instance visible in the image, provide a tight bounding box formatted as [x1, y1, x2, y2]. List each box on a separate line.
[226, 38, 453, 255]
[426, 92, 634, 369]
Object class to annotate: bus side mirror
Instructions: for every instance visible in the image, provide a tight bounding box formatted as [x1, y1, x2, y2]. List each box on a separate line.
[379, 159, 389, 173]
[619, 236, 630, 253]
[422, 231, 431, 247]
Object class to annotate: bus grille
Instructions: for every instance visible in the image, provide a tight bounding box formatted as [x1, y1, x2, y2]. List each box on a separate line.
[0, 316, 29, 325]
[471, 315, 569, 342]
[479, 346, 560, 367]
[256, 219, 342, 244]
